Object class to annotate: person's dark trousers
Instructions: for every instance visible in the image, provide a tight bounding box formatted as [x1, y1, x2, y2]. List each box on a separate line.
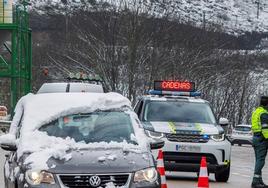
[252, 135, 268, 185]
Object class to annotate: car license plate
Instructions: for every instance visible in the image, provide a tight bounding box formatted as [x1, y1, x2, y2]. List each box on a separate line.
[176, 145, 201, 152]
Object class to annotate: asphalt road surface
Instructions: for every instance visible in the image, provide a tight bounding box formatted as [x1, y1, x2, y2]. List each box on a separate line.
[0, 145, 267, 188]
[167, 145, 267, 188]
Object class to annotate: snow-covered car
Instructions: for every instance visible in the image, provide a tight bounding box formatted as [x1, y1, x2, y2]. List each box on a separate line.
[0, 92, 163, 188]
[134, 81, 232, 182]
[230, 124, 253, 146]
[37, 82, 104, 94]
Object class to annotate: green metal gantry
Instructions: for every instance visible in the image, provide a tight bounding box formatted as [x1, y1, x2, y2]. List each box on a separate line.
[0, 0, 32, 113]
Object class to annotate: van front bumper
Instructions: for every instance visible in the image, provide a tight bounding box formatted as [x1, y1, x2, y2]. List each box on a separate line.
[152, 138, 231, 173]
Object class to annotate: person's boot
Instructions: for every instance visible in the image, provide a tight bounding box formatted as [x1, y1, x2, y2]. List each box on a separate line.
[252, 177, 265, 188]
[252, 183, 268, 188]
[260, 180, 268, 188]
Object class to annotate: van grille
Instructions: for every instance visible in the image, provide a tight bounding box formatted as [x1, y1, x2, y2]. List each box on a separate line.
[163, 152, 218, 167]
[166, 134, 209, 143]
[58, 174, 130, 188]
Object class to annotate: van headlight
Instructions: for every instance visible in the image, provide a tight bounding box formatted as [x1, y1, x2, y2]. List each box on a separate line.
[26, 170, 55, 185]
[145, 130, 164, 139]
[134, 167, 158, 183]
[211, 133, 225, 142]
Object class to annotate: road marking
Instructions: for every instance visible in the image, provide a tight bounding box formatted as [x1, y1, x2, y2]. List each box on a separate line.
[241, 174, 251, 178]
[232, 172, 251, 178]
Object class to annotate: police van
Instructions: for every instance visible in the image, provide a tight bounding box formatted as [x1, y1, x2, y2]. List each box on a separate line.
[134, 81, 231, 182]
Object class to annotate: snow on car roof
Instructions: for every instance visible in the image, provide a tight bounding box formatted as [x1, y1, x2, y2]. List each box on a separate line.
[10, 92, 131, 134]
[1, 92, 149, 171]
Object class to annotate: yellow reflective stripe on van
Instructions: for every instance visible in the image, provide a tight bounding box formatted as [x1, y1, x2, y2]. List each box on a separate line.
[195, 123, 204, 134]
[168, 122, 176, 134]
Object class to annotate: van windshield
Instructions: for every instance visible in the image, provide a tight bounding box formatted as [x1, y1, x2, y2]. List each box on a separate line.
[39, 112, 135, 144]
[144, 101, 216, 124]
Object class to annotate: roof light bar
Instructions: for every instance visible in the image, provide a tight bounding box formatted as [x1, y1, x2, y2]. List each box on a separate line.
[149, 90, 201, 97]
[154, 81, 195, 92]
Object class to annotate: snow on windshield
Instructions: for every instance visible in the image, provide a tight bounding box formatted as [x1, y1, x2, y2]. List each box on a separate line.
[0, 92, 149, 171]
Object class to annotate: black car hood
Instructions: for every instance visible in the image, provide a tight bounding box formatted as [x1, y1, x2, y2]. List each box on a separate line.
[46, 148, 154, 174]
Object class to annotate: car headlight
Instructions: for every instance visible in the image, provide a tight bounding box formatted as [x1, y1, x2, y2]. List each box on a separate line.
[211, 133, 225, 142]
[134, 167, 158, 183]
[145, 130, 164, 139]
[26, 170, 55, 185]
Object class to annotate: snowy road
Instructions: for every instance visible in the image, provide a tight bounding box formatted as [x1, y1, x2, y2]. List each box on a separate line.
[0, 145, 267, 187]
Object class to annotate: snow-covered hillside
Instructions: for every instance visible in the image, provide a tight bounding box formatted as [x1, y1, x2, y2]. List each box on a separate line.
[143, 0, 268, 35]
[29, 0, 268, 35]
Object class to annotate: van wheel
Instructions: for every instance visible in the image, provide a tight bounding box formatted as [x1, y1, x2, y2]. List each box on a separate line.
[215, 165, 230, 182]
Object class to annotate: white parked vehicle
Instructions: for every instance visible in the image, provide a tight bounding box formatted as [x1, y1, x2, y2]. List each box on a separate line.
[230, 124, 253, 146]
[37, 82, 104, 94]
[134, 81, 232, 182]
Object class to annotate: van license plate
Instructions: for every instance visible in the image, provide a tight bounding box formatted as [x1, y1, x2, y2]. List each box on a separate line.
[176, 145, 201, 152]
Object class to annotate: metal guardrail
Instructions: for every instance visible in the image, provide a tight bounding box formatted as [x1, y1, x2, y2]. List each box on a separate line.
[0, 120, 11, 133]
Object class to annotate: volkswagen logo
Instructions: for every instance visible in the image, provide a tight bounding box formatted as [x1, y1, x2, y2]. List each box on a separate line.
[89, 175, 101, 187]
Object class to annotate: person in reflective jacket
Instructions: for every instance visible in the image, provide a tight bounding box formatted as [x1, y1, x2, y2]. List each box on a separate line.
[251, 96, 268, 188]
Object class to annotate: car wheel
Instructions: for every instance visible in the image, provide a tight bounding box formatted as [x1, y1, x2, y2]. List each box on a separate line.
[215, 165, 230, 182]
[238, 143, 242, 146]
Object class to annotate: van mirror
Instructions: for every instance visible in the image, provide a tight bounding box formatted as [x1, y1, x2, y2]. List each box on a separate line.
[219, 118, 229, 126]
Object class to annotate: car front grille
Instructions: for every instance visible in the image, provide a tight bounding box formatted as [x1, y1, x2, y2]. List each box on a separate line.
[58, 173, 130, 188]
[166, 134, 209, 143]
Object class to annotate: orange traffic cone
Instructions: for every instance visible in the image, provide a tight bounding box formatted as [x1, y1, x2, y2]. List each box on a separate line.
[198, 156, 209, 188]
[157, 149, 168, 188]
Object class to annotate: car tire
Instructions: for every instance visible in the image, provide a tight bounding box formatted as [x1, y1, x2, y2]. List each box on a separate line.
[238, 143, 242, 146]
[215, 165, 230, 182]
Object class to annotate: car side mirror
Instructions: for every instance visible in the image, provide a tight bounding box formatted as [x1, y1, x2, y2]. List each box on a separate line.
[150, 140, 165, 150]
[0, 133, 17, 151]
[1, 143, 17, 151]
[219, 117, 229, 127]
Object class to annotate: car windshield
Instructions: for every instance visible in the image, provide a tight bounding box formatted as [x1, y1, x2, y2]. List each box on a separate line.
[39, 111, 135, 144]
[235, 126, 251, 132]
[144, 101, 216, 124]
